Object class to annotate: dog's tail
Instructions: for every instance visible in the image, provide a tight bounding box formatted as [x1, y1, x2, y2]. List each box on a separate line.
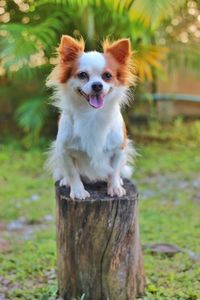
[121, 165, 133, 179]
[120, 138, 137, 179]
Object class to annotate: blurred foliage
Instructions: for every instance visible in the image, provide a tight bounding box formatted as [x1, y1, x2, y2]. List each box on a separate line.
[15, 96, 47, 142]
[1, 0, 200, 144]
[130, 117, 200, 147]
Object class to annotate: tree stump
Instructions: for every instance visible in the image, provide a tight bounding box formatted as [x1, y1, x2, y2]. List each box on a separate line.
[56, 179, 145, 300]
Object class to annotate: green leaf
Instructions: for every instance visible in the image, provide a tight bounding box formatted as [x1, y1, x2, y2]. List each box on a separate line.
[16, 97, 46, 138]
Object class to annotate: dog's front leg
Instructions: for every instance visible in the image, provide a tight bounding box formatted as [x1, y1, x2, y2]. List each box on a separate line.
[68, 161, 90, 200]
[107, 149, 126, 197]
[58, 148, 90, 200]
[54, 113, 90, 200]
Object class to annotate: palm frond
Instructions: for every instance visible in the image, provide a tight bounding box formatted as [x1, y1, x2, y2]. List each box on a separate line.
[134, 45, 169, 81]
[129, 0, 187, 28]
[16, 96, 46, 139]
[0, 15, 64, 79]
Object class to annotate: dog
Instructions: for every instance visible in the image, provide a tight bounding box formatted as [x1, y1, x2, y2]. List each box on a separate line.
[46, 35, 136, 200]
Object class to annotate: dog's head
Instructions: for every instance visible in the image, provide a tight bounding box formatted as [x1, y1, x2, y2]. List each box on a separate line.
[47, 35, 135, 109]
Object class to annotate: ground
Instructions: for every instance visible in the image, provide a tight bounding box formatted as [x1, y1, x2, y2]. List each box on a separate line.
[0, 121, 200, 300]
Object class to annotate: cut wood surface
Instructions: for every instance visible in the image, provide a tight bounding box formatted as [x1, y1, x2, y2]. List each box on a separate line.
[56, 179, 145, 300]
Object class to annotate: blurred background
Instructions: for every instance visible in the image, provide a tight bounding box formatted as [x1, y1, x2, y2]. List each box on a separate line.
[0, 1, 200, 300]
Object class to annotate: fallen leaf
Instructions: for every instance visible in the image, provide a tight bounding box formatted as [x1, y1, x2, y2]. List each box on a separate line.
[144, 243, 181, 256]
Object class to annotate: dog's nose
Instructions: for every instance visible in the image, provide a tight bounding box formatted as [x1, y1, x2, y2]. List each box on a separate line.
[92, 82, 103, 93]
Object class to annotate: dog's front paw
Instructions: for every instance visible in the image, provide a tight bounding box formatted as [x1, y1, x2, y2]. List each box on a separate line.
[107, 184, 126, 197]
[70, 187, 90, 200]
[59, 177, 68, 187]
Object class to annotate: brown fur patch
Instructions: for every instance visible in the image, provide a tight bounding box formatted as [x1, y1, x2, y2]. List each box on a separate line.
[59, 35, 84, 63]
[120, 120, 127, 149]
[48, 35, 85, 85]
[102, 39, 136, 86]
[103, 39, 131, 64]
[59, 35, 84, 83]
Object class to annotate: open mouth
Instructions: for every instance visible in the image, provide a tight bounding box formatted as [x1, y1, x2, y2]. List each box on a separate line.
[77, 88, 104, 109]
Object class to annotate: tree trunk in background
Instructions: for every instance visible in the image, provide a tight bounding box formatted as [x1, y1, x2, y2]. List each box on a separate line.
[56, 179, 145, 300]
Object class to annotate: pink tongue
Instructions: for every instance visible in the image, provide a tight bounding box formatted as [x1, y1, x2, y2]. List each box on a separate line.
[89, 94, 104, 109]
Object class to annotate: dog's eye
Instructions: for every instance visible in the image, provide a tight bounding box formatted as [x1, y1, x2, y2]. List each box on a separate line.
[77, 72, 89, 80]
[102, 72, 112, 81]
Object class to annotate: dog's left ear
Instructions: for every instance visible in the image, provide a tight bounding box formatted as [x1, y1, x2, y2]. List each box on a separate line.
[103, 39, 131, 64]
[59, 35, 85, 63]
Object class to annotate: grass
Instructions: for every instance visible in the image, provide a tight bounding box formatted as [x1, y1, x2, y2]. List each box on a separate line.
[0, 122, 200, 299]
[0, 145, 56, 299]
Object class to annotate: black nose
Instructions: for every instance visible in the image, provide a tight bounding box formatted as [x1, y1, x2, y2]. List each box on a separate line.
[92, 82, 103, 93]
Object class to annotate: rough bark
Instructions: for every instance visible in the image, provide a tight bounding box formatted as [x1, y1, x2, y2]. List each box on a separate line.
[56, 179, 145, 300]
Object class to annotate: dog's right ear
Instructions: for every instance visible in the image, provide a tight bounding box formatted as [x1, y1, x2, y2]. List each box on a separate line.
[59, 35, 85, 63]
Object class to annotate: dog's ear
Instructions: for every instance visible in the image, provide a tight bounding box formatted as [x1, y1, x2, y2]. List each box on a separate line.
[103, 39, 131, 64]
[59, 35, 85, 63]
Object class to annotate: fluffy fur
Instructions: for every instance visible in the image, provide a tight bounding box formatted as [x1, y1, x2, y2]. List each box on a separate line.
[46, 35, 137, 199]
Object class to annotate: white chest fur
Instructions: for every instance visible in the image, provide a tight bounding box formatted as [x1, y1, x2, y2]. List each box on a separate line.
[68, 105, 124, 157]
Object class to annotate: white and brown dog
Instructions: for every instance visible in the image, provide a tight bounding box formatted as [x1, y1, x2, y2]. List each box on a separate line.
[46, 35, 136, 200]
